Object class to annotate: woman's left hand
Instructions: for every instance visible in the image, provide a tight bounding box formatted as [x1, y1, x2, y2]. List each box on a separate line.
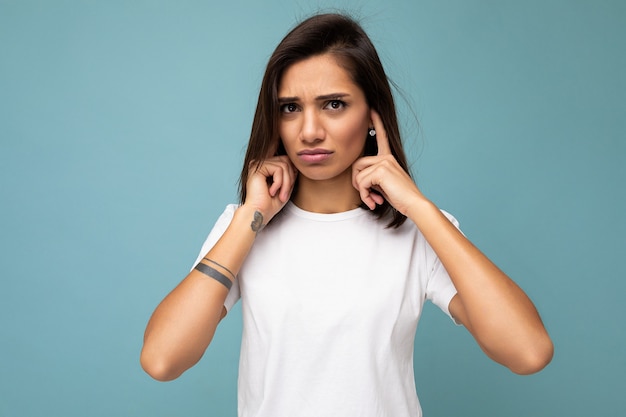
[352, 110, 423, 214]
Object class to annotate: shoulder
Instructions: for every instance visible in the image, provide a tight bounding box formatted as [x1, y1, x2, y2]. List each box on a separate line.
[210, 203, 239, 226]
[440, 209, 460, 228]
[222, 203, 239, 217]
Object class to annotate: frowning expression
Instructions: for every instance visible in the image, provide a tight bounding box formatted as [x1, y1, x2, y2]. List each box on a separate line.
[278, 54, 370, 183]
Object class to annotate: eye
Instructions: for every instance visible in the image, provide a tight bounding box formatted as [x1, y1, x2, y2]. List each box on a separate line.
[280, 103, 299, 113]
[325, 100, 346, 110]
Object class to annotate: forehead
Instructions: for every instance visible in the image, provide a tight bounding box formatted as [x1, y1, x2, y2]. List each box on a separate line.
[278, 54, 361, 97]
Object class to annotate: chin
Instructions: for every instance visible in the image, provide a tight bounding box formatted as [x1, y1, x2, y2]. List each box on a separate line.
[297, 166, 351, 183]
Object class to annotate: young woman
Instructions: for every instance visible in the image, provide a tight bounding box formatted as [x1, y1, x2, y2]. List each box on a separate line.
[141, 13, 553, 416]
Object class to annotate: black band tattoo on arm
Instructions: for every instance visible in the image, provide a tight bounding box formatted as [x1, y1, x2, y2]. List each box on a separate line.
[203, 257, 236, 280]
[194, 262, 233, 290]
[251, 211, 264, 233]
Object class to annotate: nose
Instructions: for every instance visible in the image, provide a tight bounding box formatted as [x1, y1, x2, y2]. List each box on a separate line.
[300, 109, 324, 144]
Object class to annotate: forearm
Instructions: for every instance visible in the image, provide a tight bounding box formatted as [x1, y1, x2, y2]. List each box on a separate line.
[140, 205, 260, 381]
[407, 197, 553, 374]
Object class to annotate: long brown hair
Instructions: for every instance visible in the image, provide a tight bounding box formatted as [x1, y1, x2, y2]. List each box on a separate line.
[239, 13, 411, 228]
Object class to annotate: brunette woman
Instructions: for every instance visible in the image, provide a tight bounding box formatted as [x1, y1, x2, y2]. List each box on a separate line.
[141, 13, 553, 417]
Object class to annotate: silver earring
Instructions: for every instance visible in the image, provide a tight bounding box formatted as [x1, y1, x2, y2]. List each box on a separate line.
[368, 128, 376, 137]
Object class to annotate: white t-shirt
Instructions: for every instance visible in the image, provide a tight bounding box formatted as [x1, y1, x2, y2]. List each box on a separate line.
[195, 202, 459, 417]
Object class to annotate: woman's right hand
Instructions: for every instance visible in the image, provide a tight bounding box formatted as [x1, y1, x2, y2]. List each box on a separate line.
[244, 156, 297, 224]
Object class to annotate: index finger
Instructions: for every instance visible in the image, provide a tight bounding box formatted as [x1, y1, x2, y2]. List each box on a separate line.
[370, 109, 391, 155]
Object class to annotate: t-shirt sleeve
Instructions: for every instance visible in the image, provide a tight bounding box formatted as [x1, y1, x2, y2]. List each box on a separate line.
[425, 210, 461, 325]
[191, 204, 241, 312]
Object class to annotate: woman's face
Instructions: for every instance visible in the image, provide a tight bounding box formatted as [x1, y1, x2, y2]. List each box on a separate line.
[277, 54, 370, 184]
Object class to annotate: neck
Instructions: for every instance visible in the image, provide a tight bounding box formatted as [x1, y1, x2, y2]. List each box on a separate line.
[292, 171, 362, 214]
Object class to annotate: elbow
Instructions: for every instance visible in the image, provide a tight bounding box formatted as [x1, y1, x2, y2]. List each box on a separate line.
[140, 349, 184, 382]
[509, 336, 554, 375]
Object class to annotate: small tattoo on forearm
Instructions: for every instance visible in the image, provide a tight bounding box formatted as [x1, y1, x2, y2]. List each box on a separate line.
[251, 211, 264, 233]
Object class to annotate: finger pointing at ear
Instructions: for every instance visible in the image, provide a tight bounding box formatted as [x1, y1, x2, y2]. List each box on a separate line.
[371, 109, 391, 156]
[352, 108, 424, 214]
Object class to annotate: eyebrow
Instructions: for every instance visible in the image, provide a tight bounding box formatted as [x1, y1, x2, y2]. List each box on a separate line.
[277, 93, 350, 103]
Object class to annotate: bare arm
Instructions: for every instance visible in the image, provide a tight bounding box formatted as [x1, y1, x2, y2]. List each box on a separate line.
[140, 205, 259, 381]
[140, 156, 296, 381]
[408, 199, 553, 374]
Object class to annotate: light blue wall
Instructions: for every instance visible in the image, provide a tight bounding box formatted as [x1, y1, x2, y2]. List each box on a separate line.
[1, 1, 624, 416]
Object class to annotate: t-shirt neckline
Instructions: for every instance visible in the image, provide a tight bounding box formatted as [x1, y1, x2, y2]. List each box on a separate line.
[285, 201, 367, 222]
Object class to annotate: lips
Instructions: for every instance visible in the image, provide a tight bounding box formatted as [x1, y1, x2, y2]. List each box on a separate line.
[297, 148, 333, 163]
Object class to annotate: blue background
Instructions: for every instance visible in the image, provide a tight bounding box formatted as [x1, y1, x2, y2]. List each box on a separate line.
[1, 0, 624, 416]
